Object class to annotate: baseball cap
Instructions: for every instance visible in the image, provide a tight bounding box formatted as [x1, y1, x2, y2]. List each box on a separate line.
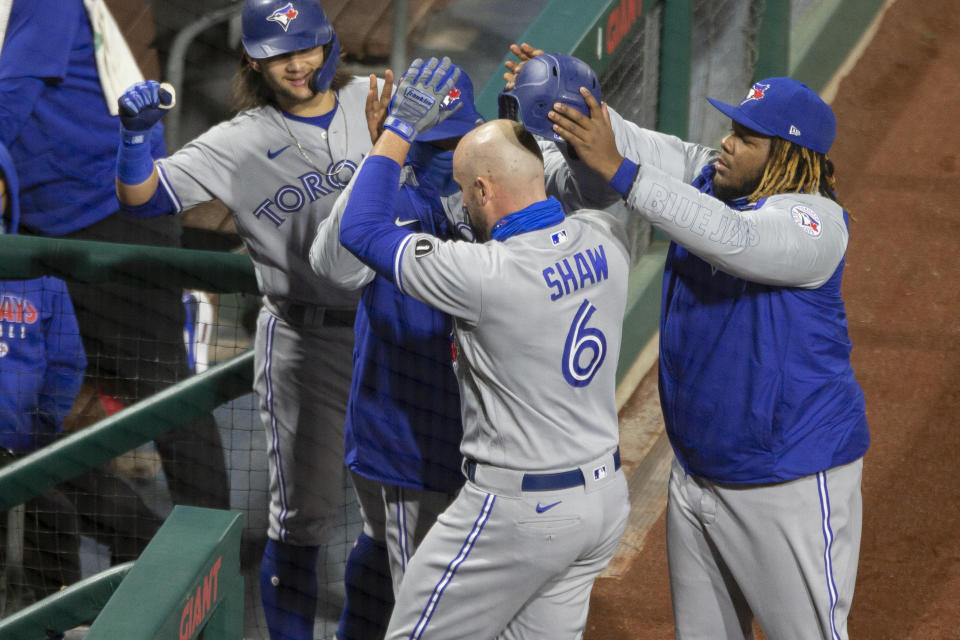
[706, 77, 836, 154]
[417, 63, 485, 142]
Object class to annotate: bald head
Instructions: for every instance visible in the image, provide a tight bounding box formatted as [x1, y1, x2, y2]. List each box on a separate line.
[453, 120, 547, 225]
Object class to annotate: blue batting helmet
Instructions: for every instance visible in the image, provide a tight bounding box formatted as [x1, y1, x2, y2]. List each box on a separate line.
[498, 53, 601, 142]
[241, 0, 341, 92]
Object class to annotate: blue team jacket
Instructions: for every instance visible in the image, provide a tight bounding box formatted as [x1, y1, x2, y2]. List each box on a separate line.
[0, 145, 86, 453]
[660, 171, 870, 484]
[345, 182, 464, 493]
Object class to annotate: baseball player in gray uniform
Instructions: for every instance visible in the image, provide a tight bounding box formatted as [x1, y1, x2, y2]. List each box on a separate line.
[113, 1, 387, 638]
[338, 56, 631, 640]
[534, 56, 869, 639]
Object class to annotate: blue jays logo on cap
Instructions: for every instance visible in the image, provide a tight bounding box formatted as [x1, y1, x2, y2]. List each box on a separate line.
[267, 3, 299, 31]
[790, 204, 822, 237]
[741, 82, 770, 104]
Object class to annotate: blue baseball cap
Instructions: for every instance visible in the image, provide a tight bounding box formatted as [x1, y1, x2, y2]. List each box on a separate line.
[707, 77, 836, 154]
[417, 63, 485, 142]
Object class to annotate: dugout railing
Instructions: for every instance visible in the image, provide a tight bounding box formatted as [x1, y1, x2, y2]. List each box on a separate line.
[0, 506, 244, 640]
[0, 0, 893, 635]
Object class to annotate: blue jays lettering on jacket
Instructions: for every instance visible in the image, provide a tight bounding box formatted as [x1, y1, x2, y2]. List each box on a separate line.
[0, 145, 86, 453]
[659, 165, 869, 484]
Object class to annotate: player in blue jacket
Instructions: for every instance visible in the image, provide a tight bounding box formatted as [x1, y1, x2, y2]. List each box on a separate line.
[0, 0, 228, 512]
[529, 49, 869, 639]
[310, 65, 483, 639]
[0, 146, 161, 604]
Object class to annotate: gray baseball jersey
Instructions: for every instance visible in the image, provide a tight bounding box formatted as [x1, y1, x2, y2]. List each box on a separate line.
[158, 77, 378, 306]
[157, 76, 379, 545]
[394, 211, 629, 471]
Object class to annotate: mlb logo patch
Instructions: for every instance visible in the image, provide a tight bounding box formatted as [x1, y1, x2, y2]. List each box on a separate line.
[267, 3, 299, 31]
[791, 204, 822, 237]
[593, 464, 607, 481]
[740, 82, 770, 104]
[551, 229, 568, 245]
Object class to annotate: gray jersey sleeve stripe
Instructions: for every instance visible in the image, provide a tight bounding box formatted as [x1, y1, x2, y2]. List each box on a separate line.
[394, 233, 416, 295]
[156, 164, 183, 214]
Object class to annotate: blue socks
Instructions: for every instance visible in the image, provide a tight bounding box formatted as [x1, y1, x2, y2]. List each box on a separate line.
[337, 533, 394, 640]
[260, 539, 319, 640]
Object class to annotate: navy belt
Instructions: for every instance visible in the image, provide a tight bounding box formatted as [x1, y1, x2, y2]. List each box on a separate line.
[269, 297, 356, 328]
[466, 449, 621, 492]
[286, 304, 355, 327]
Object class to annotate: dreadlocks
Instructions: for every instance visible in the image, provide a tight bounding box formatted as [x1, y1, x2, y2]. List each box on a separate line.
[748, 137, 840, 205]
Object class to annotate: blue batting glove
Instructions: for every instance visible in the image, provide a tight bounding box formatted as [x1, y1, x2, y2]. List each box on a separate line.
[118, 81, 173, 133]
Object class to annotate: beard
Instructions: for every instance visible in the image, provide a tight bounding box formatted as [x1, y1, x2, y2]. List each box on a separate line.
[712, 162, 766, 203]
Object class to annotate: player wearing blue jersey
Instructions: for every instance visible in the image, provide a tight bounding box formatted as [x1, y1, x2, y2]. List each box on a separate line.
[113, 1, 389, 638]
[310, 65, 483, 639]
[532, 51, 870, 639]
[0, 0, 229, 511]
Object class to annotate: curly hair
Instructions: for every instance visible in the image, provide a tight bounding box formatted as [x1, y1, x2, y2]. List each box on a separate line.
[748, 137, 840, 205]
[229, 43, 351, 113]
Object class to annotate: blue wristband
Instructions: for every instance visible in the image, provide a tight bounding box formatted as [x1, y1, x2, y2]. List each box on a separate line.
[117, 126, 156, 185]
[610, 157, 639, 198]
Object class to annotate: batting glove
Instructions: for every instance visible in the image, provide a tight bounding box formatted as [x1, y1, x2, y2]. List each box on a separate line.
[383, 57, 463, 143]
[118, 81, 174, 135]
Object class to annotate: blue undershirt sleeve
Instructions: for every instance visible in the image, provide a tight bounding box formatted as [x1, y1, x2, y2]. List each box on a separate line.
[610, 157, 640, 198]
[339, 155, 413, 281]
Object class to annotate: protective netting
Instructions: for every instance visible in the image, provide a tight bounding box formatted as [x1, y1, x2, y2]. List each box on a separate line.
[0, 1, 769, 637]
[687, 0, 763, 146]
[599, 1, 663, 130]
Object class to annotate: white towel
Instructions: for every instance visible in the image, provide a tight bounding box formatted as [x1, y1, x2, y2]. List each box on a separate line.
[83, 0, 146, 115]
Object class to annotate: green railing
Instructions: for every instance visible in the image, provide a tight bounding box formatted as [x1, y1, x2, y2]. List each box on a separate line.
[0, 507, 245, 639]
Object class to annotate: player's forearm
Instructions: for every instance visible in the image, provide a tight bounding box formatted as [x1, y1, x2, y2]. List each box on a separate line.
[116, 171, 160, 206]
[370, 129, 413, 165]
[340, 155, 411, 280]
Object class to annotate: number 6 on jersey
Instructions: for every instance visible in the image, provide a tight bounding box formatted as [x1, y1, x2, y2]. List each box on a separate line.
[562, 299, 606, 387]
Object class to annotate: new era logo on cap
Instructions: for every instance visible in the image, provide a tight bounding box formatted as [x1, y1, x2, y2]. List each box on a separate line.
[789, 125, 802, 137]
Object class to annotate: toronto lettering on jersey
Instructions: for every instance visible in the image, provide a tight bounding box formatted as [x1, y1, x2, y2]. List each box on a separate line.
[252, 162, 357, 227]
[643, 182, 759, 247]
[542, 245, 609, 301]
[178, 556, 222, 640]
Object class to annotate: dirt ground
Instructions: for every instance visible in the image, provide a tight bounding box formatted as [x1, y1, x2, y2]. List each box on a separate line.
[585, 0, 960, 638]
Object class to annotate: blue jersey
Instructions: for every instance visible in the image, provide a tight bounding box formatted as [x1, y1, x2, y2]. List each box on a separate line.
[658, 166, 870, 484]
[344, 182, 464, 493]
[0, 0, 166, 235]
